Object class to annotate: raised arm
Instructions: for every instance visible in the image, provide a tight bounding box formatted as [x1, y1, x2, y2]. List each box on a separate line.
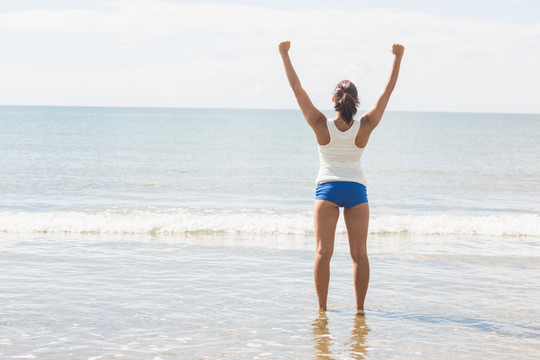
[279, 41, 326, 129]
[363, 44, 404, 129]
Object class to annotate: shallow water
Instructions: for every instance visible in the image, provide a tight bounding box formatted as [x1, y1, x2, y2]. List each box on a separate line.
[1, 233, 539, 359]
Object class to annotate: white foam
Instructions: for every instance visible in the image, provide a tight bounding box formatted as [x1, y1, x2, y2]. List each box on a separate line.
[0, 209, 538, 237]
[369, 213, 540, 236]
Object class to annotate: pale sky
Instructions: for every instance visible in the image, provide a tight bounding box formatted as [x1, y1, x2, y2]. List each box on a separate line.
[1, 0, 539, 113]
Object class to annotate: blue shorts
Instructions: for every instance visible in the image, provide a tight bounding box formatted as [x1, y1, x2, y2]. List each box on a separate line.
[315, 181, 368, 208]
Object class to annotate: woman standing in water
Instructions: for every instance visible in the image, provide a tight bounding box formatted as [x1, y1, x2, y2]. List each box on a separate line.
[279, 41, 404, 313]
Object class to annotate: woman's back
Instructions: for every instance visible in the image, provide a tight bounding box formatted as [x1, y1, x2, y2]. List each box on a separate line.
[316, 119, 366, 186]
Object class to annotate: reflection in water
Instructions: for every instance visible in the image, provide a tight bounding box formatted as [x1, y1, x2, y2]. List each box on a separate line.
[312, 312, 334, 359]
[312, 312, 371, 359]
[349, 313, 370, 359]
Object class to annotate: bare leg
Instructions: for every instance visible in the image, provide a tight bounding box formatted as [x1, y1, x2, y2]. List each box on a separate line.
[343, 202, 370, 312]
[313, 199, 340, 311]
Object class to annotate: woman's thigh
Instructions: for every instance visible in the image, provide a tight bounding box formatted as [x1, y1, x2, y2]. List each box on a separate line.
[343, 202, 369, 255]
[314, 199, 340, 253]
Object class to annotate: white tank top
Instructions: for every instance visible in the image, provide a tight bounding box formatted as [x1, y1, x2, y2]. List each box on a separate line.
[316, 119, 367, 186]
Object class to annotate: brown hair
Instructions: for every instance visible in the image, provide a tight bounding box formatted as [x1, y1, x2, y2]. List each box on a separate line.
[334, 80, 360, 124]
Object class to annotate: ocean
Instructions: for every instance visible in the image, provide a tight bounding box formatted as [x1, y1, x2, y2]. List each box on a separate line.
[1, 106, 539, 359]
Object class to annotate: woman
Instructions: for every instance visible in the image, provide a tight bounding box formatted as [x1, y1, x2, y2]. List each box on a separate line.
[279, 40, 404, 313]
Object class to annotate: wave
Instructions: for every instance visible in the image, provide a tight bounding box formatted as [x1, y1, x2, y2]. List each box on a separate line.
[0, 209, 539, 237]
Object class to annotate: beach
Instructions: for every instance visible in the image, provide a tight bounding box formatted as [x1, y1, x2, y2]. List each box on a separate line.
[1, 106, 539, 359]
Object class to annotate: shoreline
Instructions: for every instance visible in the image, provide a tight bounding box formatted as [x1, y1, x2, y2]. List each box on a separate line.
[1, 233, 539, 359]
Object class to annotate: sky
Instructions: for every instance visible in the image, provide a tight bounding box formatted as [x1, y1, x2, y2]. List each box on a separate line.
[0, 0, 539, 113]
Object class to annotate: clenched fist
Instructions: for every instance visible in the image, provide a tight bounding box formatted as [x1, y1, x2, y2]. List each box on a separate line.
[279, 41, 291, 55]
[392, 44, 405, 58]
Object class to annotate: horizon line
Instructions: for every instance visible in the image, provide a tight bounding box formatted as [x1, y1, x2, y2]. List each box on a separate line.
[0, 104, 539, 116]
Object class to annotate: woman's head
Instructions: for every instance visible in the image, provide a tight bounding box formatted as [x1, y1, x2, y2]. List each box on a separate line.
[333, 80, 359, 123]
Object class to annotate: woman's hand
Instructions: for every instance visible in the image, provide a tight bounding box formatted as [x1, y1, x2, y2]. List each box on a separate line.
[279, 41, 291, 56]
[392, 43, 405, 58]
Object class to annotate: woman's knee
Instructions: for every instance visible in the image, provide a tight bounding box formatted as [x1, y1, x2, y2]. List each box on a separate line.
[350, 248, 368, 264]
[316, 243, 334, 261]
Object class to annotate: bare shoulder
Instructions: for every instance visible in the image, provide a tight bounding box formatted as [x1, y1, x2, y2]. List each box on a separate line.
[359, 113, 374, 130]
[310, 115, 330, 146]
[361, 111, 382, 131]
[311, 114, 328, 129]
[356, 113, 375, 148]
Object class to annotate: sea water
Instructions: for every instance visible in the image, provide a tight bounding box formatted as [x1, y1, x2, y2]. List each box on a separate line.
[1, 106, 539, 359]
[1, 106, 538, 234]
